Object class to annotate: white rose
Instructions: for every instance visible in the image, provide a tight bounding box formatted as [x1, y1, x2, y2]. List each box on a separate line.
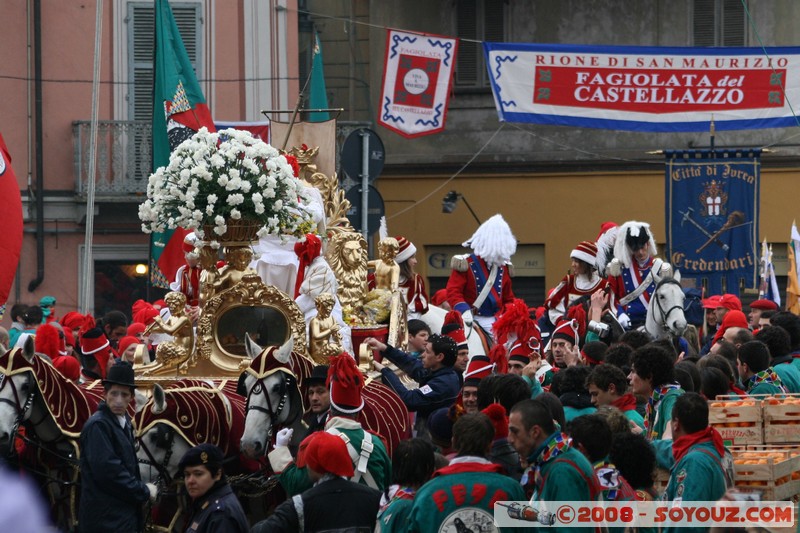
[230, 209, 242, 220]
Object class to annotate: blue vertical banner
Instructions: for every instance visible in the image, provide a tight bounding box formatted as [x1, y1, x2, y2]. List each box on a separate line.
[665, 149, 760, 295]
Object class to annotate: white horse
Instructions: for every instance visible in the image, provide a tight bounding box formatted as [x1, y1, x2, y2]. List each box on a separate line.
[644, 268, 688, 340]
[419, 305, 492, 355]
[239, 335, 308, 458]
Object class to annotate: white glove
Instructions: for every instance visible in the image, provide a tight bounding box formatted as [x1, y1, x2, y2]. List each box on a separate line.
[462, 310, 474, 328]
[276, 428, 293, 448]
[146, 483, 158, 501]
[618, 312, 631, 330]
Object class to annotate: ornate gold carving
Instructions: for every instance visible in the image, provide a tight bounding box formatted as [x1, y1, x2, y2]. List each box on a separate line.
[326, 231, 369, 313]
[140, 291, 195, 377]
[308, 293, 342, 364]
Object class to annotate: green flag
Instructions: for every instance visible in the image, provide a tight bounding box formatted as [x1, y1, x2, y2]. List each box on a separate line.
[150, 0, 216, 288]
[308, 32, 330, 122]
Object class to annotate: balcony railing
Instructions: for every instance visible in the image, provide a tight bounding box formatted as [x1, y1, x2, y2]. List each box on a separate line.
[73, 120, 373, 199]
[73, 120, 152, 199]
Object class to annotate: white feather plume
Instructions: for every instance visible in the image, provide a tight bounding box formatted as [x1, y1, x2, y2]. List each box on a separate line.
[462, 214, 517, 267]
[378, 216, 388, 242]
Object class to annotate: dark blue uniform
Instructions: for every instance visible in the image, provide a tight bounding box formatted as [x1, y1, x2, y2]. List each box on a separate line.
[379, 345, 460, 417]
[183, 482, 248, 533]
[79, 401, 150, 533]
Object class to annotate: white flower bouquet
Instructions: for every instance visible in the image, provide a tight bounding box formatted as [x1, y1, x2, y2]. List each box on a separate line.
[139, 127, 314, 244]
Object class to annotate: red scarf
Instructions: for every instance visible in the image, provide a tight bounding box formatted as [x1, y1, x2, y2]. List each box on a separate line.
[672, 426, 725, 463]
[611, 393, 637, 412]
[293, 234, 322, 298]
[730, 382, 747, 397]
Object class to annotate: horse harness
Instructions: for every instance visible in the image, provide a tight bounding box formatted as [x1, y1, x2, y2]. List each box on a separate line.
[137, 422, 177, 487]
[0, 372, 48, 456]
[246, 371, 294, 444]
[651, 277, 684, 334]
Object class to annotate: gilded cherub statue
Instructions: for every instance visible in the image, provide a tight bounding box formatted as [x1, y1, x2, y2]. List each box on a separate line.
[214, 246, 255, 294]
[363, 237, 401, 324]
[308, 293, 343, 364]
[140, 291, 195, 375]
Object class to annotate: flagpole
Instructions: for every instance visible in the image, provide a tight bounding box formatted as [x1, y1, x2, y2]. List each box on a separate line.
[280, 31, 319, 151]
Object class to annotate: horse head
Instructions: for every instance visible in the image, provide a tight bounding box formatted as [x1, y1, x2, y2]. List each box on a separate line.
[240, 335, 305, 458]
[135, 383, 192, 485]
[0, 337, 37, 453]
[647, 266, 687, 339]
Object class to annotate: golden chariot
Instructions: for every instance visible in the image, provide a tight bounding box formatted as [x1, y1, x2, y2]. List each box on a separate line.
[134, 143, 409, 385]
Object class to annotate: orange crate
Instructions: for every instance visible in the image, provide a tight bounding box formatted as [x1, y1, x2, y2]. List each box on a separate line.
[708, 396, 762, 446]
[761, 395, 800, 444]
[732, 447, 800, 500]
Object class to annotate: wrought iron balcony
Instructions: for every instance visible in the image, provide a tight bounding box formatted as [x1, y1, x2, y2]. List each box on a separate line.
[73, 120, 152, 200]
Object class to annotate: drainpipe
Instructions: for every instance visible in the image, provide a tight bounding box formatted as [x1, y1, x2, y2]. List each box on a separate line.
[28, 0, 44, 292]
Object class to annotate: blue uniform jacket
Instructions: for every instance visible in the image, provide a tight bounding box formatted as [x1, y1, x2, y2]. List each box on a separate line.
[79, 401, 150, 533]
[379, 345, 460, 417]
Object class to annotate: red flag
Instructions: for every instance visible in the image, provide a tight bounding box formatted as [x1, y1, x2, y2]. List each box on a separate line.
[0, 133, 23, 305]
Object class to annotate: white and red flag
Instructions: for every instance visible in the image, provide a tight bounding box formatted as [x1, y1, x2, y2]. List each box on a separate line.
[0, 133, 23, 306]
[378, 29, 458, 138]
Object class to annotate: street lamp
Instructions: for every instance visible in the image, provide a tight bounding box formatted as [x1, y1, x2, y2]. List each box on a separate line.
[442, 190, 481, 225]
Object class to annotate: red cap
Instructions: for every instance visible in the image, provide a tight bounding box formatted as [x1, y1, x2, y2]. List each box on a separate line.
[596, 221, 618, 241]
[297, 431, 354, 477]
[702, 295, 722, 309]
[481, 403, 508, 439]
[394, 236, 417, 264]
[717, 294, 742, 311]
[550, 318, 580, 347]
[442, 310, 467, 349]
[118, 336, 141, 356]
[570, 241, 598, 265]
[52, 355, 81, 381]
[750, 299, 779, 311]
[464, 355, 494, 385]
[127, 322, 147, 337]
[327, 353, 364, 414]
[508, 338, 540, 364]
[133, 306, 159, 327]
[713, 310, 750, 344]
[60, 312, 86, 331]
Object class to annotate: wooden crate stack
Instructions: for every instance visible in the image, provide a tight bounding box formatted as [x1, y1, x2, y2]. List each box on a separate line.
[731, 446, 800, 500]
[708, 396, 762, 446]
[762, 395, 800, 443]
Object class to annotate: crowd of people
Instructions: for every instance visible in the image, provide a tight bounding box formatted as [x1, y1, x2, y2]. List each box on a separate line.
[0, 215, 797, 532]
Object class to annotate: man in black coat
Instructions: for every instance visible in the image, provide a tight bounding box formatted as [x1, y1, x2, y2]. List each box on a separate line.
[301, 364, 330, 439]
[251, 431, 381, 532]
[79, 361, 156, 533]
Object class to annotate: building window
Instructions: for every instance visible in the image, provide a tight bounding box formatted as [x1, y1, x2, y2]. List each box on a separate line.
[78, 245, 151, 317]
[127, 2, 202, 121]
[454, 0, 506, 89]
[693, 0, 746, 46]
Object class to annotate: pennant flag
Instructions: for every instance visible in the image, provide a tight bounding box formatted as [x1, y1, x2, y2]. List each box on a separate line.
[150, 0, 216, 288]
[759, 238, 781, 308]
[308, 32, 330, 123]
[0, 133, 23, 306]
[378, 29, 458, 138]
[787, 222, 800, 314]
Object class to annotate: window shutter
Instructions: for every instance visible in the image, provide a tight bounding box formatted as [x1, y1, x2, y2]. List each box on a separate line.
[693, 0, 716, 47]
[722, 0, 746, 46]
[128, 2, 201, 122]
[456, 0, 478, 86]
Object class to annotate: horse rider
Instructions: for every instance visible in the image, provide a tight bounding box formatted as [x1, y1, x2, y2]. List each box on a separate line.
[446, 214, 517, 335]
[543, 241, 611, 335]
[606, 220, 668, 330]
[267, 353, 391, 496]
